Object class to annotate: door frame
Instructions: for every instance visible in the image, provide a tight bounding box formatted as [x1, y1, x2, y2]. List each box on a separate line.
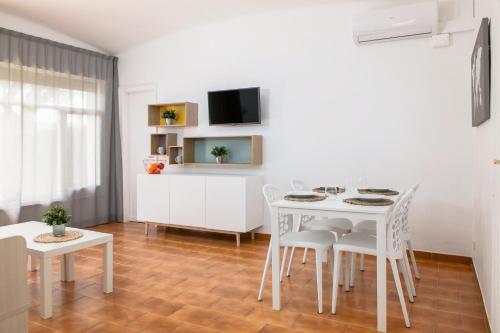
[119, 83, 158, 222]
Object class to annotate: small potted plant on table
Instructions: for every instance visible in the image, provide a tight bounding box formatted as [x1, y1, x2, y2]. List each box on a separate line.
[42, 205, 71, 237]
[211, 146, 228, 164]
[162, 110, 176, 125]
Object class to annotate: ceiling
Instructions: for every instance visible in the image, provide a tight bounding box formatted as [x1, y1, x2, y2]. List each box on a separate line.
[0, 0, 334, 54]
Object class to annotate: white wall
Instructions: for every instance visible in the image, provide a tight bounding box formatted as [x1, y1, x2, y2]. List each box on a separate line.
[118, 1, 476, 256]
[472, 0, 500, 331]
[0, 11, 104, 53]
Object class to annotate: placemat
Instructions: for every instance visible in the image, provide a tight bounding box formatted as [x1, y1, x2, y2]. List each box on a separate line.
[358, 189, 399, 196]
[34, 230, 84, 243]
[343, 198, 394, 206]
[285, 195, 327, 202]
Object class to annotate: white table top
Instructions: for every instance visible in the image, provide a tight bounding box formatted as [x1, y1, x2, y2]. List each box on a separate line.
[272, 190, 400, 215]
[0, 221, 112, 258]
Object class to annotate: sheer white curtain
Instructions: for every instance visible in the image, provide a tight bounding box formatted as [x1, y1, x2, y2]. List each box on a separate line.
[0, 28, 122, 227]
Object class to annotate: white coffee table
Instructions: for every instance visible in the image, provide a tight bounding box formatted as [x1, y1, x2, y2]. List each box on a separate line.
[0, 221, 113, 319]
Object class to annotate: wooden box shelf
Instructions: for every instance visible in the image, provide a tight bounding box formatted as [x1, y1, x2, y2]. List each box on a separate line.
[148, 102, 198, 127]
[183, 135, 262, 167]
[168, 146, 183, 165]
[150, 133, 177, 156]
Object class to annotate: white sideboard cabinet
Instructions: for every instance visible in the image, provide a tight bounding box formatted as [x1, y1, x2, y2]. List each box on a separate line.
[137, 173, 263, 246]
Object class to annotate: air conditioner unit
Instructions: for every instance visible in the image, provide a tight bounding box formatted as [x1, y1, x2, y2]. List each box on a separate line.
[352, 0, 439, 45]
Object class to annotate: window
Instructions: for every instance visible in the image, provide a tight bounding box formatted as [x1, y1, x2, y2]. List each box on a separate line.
[0, 62, 104, 206]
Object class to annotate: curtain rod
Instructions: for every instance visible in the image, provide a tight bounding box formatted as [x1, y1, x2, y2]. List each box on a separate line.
[0, 26, 116, 61]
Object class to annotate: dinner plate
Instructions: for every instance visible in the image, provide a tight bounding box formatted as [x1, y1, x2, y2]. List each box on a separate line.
[361, 188, 391, 193]
[287, 191, 318, 198]
[344, 197, 394, 206]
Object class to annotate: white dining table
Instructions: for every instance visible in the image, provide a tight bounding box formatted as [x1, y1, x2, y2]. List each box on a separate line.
[270, 191, 399, 332]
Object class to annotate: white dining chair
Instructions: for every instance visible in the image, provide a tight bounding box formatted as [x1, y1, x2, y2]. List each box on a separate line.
[257, 184, 336, 313]
[286, 179, 353, 278]
[353, 184, 420, 297]
[331, 189, 414, 328]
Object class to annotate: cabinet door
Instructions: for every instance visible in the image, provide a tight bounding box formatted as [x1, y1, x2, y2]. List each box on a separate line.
[170, 175, 205, 228]
[136, 174, 169, 224]
[205, 177, 246, 232]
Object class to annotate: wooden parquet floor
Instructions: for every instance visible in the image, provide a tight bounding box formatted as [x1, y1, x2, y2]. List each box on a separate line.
[28, 222, 489, 333]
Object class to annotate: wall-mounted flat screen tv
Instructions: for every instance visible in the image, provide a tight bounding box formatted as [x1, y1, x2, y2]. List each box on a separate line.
[208, 87, 261, 125]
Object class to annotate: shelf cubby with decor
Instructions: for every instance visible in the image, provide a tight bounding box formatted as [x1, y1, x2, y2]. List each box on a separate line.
[183, 135, 262, 167]
[150, 133, 177, 157]
[168, 146, 183, 165]
[148, 102, 198, 127]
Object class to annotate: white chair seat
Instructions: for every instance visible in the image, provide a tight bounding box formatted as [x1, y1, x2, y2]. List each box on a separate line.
[281, 230, 336, 250]
[336, 232, 377, 255]
[353, 220, 376, 234]
[302, 218, 352, 235]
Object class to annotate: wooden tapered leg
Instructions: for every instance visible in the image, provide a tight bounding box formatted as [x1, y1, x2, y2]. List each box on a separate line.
[144, 223, 149, 236]
[236, 233, 241, 247]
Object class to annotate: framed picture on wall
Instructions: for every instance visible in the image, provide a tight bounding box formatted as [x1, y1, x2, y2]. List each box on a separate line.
[471, 17, 491, 127]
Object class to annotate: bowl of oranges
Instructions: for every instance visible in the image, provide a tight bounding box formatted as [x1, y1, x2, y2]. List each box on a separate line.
[143, 159, 165, 174]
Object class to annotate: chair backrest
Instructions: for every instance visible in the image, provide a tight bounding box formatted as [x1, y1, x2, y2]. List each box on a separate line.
[262, 184, 292, 237]
[386, 190, 413, 259]
[290, 179, 309, 191]
[401, 183, 419, 235]
[262, 184, 283, 209]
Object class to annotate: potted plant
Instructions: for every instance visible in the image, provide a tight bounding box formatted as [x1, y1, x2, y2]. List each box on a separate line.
[211, 146, 228, 164]
[42, 205, 71, 237]
[162, 110, 176, 125]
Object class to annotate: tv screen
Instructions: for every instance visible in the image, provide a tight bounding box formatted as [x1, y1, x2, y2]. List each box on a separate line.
[208, 87, 260, 125]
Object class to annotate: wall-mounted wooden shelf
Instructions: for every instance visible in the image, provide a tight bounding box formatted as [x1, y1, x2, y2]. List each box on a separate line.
[150, 133, 177, 156]
[168, 146, 183, 165]
[148, 102, 198, 127]
[183, 135, 262, 167]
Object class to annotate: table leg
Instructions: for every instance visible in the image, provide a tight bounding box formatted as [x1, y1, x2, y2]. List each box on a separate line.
[103, 241, 113, 293]
[40, 257, 52, 319]
[60, 253, 75, 282]
[376, 214, 387, 332]
[29, 255, 37, 272]
[271, 207, 281, 310]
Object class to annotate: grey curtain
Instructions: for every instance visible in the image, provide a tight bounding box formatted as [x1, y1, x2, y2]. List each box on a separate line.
[0, 27, 123, 227]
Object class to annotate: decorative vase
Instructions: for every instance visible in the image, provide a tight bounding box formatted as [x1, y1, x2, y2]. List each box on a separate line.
[52, 224, 66, 237]
[166, 118, 174, 125]
[215, 156, 223, 164]
[175, 155, 183, 164]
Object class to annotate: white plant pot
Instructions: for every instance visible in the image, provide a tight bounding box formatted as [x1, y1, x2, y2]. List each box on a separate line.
[166, 118, 174, 125]
[215, 156, 223, 164]
[52, 224, 66, 237]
